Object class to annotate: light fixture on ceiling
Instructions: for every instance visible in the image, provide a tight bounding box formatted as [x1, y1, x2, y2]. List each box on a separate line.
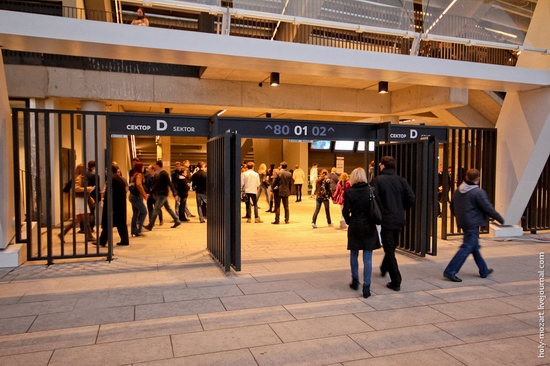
[378, 81, 388, 94]
[216, 109, 227, 116]
[270, 72, 280, 86]
[259, 72, 280, 87]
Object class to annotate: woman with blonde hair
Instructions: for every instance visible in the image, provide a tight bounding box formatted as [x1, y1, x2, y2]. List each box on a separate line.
[257, 163, 269, 205]
[60, 163, 96, 242]
[342, 167, 381, 298]
[332, 172, 351, 228]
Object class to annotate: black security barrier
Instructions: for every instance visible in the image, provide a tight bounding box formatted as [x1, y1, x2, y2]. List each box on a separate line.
[13, 108, 504, 266]
[13, 109, 108, 264]
[441, 127, 498, 238]
[523, 157, 550, 233]
[206, 132, 242, 271]
[376, 138, 438, 256]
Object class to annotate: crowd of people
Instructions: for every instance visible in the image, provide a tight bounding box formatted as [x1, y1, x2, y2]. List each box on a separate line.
[62, 155, 503, 300]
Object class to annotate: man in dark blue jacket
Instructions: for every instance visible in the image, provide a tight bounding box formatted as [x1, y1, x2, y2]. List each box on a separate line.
[371, 156, 415, 292]
[444, 168, 504, 282]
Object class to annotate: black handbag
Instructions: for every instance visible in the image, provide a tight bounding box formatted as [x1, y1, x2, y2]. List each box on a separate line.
[368, 185, 383, 225]
[241, 191, 248, 202]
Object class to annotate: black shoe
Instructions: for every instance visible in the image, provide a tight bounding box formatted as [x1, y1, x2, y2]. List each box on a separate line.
[444, 274, 462, 282]
[131, 233, 142, 237]
[481, 269, 494, 278]
[265, 210, 272, 213]
[380, 269, 387, 277]
[159, 220, 164, 226]
[242, 216, 250, 219]
[181, 218, 190, 222]
[116, 242, 129, 246]
[171, 221, 181, 228]
[271, 221, 279, 225]
[349, 279, 360, 290]
[386, 282, 401, 291]
[77, 229, 85, 234]
[285, 221, 289, 224]
[363, 285, 371, 298]
[143, 225, 153, 231]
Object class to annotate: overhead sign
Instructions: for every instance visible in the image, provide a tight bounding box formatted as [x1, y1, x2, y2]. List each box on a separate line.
[389, 125, 448, 142]
[108, 114, 210, 136]
[217, 118, 380, 140]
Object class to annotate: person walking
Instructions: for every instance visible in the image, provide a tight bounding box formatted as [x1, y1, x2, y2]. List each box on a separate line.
[128, 162, 148, 237]
[144, 164, 163, 226]
[309, 163, 318, 198]
[190, 161, 207, 223]
[60, 163, 96, 242]
[241, 162, 263, 223]
[311, 169, 332, 228]
[98, 164, 130, 246]
[371, 156, 415, 292]
[443, 168, 504, 282]
[257, 163, 270, 205]
[171, 161, 190, 222]
[143, 160, 181, 230]
[272, 161, 292, 224]
[292, 164, 305, 202]
[343, 168, 381, 298]
[333, 172, 351, 229]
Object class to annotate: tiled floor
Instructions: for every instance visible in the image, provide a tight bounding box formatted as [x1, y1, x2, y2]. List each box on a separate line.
[0, 195, 548, 365]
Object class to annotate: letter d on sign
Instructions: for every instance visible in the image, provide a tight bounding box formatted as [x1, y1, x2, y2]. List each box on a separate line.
[410, 129, 418, 139]
[156, 120, 168, 131]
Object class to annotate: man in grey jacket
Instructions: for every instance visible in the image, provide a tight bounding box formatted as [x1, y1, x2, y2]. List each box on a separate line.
[444, 168, 504, 282]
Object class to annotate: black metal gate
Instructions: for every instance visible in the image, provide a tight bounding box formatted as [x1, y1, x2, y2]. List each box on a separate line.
[13, 108, 109, 264]
[206, 132, 241, 271]
[523, 156, 550, 232]
[376, 138, 438, 256]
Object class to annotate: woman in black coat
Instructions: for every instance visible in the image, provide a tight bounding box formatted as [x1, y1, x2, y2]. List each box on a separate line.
[342, 167, 381, 298]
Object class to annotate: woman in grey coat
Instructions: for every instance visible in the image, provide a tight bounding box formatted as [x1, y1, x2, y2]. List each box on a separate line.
[342, 167, 381, 298]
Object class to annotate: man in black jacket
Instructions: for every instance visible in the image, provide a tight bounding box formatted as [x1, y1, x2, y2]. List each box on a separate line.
[190, 161, 207, 223]
[443, 168, 504, 282]
[98, 164, 129, 247]
[371, 156, 415, 291]
[143, 160, 181, 230]
[171, 161, 190, 222]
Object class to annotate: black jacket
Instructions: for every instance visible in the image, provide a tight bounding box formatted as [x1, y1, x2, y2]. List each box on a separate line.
[151, 170, 177, 197]
[171, 169, 189, 198]
[342, 182, 381, 251]
[451, 181, 504, 229]
[191, 170, 207, 194]
[371, 168, 415, 230]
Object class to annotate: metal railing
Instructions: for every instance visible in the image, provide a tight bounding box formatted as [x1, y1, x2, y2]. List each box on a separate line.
[2, 0, 543, 68]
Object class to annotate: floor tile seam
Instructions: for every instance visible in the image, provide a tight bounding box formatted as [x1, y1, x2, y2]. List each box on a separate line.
[425, 296, 528, 320]
[424, 284, 512, 301]
[430, 314, 533, 343]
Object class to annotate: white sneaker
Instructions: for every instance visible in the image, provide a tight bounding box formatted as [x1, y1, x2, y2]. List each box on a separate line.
[340, 220, 347, 229]
[328, 223, 333, 227]
[311, 223, 317, 228]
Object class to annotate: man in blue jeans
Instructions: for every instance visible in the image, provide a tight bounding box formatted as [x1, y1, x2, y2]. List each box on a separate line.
[444, 168, 504, 282]
[143, 160, 181, 231]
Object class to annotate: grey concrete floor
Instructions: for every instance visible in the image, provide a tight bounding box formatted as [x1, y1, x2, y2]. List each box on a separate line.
[0, 193, 548, 365]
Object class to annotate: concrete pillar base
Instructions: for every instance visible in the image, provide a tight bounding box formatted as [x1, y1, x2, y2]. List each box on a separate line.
[489, 223, 523, 238]
[0, 244, 26, 268]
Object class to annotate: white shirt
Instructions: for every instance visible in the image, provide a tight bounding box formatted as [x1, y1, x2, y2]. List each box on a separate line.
[241, 169, 261, 194]
[309, 167, 318, 182]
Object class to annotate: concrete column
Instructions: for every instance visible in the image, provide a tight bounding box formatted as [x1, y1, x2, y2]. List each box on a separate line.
[492, 0, 550, 237]
[283, 140, 308, 197]
[81, 101, 107, 183]
[0, 52, 22, 266]
[159, 136, 171, 173]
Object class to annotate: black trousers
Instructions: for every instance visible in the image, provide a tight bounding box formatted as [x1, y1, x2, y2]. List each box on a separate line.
[295, 184, 302, 201]
[380, 227, 402, 286]
[274, 194, 289, 223]
[177, 196, 188, 220]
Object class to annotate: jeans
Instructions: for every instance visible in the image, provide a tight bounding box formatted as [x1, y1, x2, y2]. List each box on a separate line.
[257, 184, 269, 204]
[245, 193, 259, 218]
[444, 227, 490, 277]
[312, 198, 331, 225]
[196, 193, 207, 222]
[129, 194, 147, 235]
[350, 250, 373, 286]
[150, 195, 179, 226]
